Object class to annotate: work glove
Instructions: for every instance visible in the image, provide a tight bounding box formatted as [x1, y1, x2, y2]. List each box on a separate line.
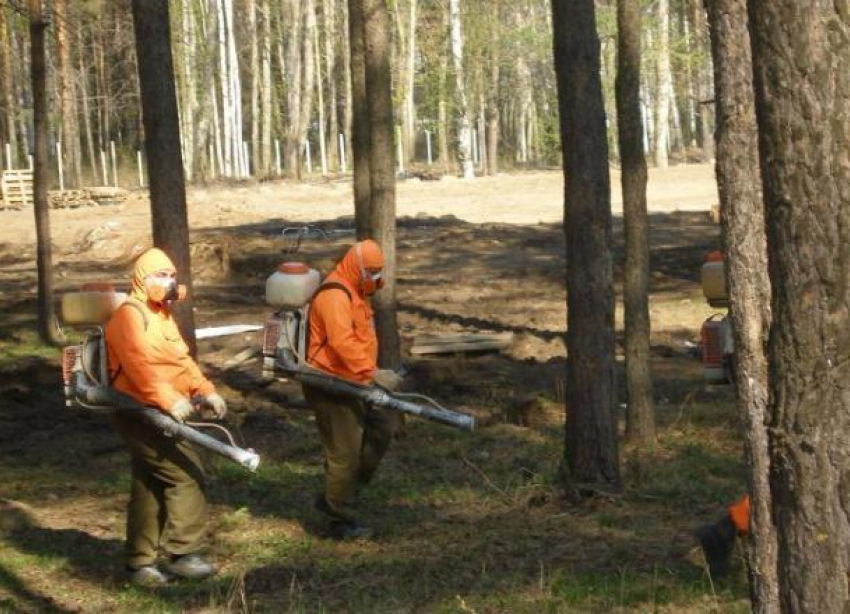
[372, 369, 404, 392]
[169, 397, 195, 422]
[201, 393, 228, 419]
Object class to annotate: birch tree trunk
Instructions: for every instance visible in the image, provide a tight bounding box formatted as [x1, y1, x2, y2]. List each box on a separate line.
[299, 0, 317, 174]
[78, 29, 97, 184]
[437, 29, 450, 173]
[249, 0, 260, 176]
[654, 0, 671, 168]
[705, 0, 778, 610]
[449, 0, 474, 178]
[486, 5, 500, 176]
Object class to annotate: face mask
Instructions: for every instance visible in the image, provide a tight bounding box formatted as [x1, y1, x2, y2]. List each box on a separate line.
[356, 242, 384, 295]
[145, 276, 186, 303]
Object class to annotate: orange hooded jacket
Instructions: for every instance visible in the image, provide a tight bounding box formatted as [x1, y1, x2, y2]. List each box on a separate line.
[306, 240, 383, 383]
[106, 248, 215, 412]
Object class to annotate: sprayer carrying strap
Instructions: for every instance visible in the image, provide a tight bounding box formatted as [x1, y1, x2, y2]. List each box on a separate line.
[109, 298, 150, 384]
[306, 282, 353, 363]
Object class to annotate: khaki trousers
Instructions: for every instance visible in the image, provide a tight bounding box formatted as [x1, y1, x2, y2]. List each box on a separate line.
[303, 385, 401, 522]
[111, 412, 207, 568]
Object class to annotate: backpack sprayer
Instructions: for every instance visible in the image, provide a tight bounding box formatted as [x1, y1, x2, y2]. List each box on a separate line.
[60, 285, 260, 472]
[260, 262, 475, 431]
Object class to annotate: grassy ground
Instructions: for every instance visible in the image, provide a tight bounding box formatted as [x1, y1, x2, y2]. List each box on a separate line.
[0, 204, 750, 612]
[0, 319, 749, 613]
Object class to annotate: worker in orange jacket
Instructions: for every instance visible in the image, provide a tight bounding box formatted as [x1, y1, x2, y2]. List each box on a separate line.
[106, 247, 227, 586]
[304, 239, 403, 539]
[696, 495, 750, 578]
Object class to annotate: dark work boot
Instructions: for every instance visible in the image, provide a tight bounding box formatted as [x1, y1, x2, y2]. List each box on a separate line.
[332, 520, 374, 541]
[164, 553, 216, 580]
[127, 565, 171, 587]
[695, 515, 737, 579]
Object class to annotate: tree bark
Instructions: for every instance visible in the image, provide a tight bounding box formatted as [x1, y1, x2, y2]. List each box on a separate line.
[654, 0, 671, 168]
[449, 0, 474, 178]
[616, 0, 655, 446]
[486, 5, 500, 176]
[748, 1, 850, 611]
[131, 0, 197, 354]
[360, 0, 401, 368]
[54, 0, 82, 188]
[706, 1, 778, 610]
[323, 0, 340, 170]
[29, 0, 59, 345]
[348, 0, 371, 236]
[0, 8, 19, 168]
[551, 0, 619, 487]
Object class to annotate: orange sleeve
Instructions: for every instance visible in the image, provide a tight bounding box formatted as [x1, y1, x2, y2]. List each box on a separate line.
[182, 353, 216, 398]
[319, 290, 376, 381]
[107, 306, 184, 411]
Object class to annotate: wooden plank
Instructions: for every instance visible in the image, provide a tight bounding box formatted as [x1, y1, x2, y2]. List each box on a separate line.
[411, 332, 514, 355]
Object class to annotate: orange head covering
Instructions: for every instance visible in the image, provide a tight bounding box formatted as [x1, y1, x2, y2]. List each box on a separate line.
[335, 239, 384, 296]
[131, 248, 178, 303]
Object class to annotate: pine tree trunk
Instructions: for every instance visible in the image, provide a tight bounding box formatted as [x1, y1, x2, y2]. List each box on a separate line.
[132, 0, 197, 353]
[78, 28, 97, 184]
[0, 8, 19, 169]
[449, 0, 474, 178]
[749, 1, 850, 610]
[314, 14, 328, 175]
[403, 0, 417, 163]
[29, 0, 59, 345]
[486, 7, 500, 176]
[616, 0, 655, 445]
[551, 0, 619, 488]
[285, 0, 304, 177]
[260, 0, 272, 176]
[654, 0, 671, 168]
[323, 0, 339, 170]
[348, 0, 371, 235]
[361, 0, 401, 369]
[705, 1, 778, 610]
[341, 0, 353, 156]
[299, 0, 317, 173]
[54, 0, 82, 188]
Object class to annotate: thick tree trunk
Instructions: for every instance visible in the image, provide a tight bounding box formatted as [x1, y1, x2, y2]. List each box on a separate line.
[360, 0, 400, 368]
[706, 1, 778, 610]
[748, 2, 850, 611]
[132, 0, 197, 353]
[551, 0, 619, 487]
[29, 0, 59, 345]
[449, 0, 474, 178]
[348, 0, 371, 236]
[616, 0, 655, 446]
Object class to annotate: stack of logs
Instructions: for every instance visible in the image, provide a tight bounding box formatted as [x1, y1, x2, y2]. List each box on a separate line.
[48, 186, 129, 209]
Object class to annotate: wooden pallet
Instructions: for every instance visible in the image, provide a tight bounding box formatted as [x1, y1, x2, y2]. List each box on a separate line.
[0, 169, 33, 209]
[410, 332, 514, 355]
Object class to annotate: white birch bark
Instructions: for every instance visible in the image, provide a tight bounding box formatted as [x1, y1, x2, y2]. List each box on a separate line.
[654, 0, 671, 168]
[449, 0, 474, 178]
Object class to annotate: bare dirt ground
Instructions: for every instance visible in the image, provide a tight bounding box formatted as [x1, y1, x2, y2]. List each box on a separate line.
[0, 165, 750, 612]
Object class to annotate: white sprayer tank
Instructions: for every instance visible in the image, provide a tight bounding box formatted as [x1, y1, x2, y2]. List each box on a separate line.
[266, 262, 321, 309]
[61, 284, 128, 325]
